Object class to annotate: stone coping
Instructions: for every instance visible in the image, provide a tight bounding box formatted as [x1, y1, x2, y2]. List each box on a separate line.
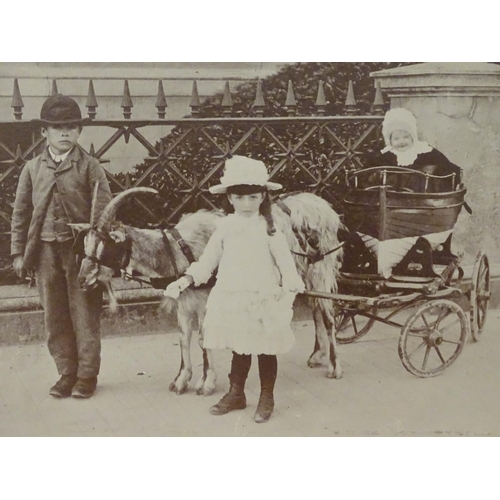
[371, 62, 500, 78]
[0, 62, 288, 80]
[0, 278, 164, 313]
[371, 62, 500, 97]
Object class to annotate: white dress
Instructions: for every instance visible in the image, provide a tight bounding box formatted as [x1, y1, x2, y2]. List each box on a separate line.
[186, 213, 305, 355]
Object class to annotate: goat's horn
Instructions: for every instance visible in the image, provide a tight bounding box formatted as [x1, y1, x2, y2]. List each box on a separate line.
[97, 187, 159, 233]
[89, 182, 100, 227]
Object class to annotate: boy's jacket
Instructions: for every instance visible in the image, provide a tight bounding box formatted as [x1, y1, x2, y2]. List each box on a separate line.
[11, 146, 112, 268]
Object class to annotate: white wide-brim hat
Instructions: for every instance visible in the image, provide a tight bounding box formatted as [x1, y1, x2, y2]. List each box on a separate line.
[382, 108, 419, 148]
[209, 155, 282, 194]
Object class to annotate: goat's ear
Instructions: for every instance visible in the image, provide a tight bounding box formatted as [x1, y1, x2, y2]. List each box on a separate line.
[68, 223, 92, 233]
[109, 229, 127, 243]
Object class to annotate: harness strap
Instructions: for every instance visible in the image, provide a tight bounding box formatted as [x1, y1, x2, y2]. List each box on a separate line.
[161, 229, 180, 278]
[276, 196, 306, 254]
[168, 227, 196, 264]
[275, 197, 292, 217]
[275, 197, 310, 259]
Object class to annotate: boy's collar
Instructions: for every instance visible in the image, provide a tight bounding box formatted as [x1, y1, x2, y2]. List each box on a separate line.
[48, 146, 73, 163]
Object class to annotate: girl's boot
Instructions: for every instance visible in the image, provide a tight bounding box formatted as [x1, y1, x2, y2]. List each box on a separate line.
[254, 354, 277, 423]
[210, 352, 251, 416]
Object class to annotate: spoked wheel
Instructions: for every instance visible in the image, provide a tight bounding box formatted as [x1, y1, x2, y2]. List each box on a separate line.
[335, 309, 376, 344]
[398, 299, 468, 378]
[470, 251, 490, 342]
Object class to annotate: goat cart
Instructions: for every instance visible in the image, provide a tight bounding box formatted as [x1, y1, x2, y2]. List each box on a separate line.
[304, 166, 491, 378]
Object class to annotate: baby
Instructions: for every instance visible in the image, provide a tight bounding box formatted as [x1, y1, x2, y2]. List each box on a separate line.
[368, 108, 461, 192]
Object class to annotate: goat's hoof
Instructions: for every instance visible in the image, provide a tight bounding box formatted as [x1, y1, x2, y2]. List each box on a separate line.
[327, 366, 343, 379]
[194, 377, 205, 395]
[202, 385, 216, 396]
[307, 352, 325, 368]
[307, 359, 321, 368]
[169, 381, 188, 394]
[195, 383, 216, 396]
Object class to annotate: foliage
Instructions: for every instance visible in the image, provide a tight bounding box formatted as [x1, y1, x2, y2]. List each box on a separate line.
[117, 62, 413, 227]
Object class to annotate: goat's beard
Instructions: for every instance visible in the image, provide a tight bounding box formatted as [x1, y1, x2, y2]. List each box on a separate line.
[97, 266, 118, 314]
[79, 261, 118, 314]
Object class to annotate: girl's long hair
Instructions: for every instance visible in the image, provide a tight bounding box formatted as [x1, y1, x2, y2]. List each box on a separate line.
[223, 185, 276, 236]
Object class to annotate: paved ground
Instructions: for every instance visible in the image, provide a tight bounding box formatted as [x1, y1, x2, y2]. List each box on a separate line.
[1, 304, 499, 437]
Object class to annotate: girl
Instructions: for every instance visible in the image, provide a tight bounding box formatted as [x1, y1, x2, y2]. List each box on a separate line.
[368, 108, 462, 192]
[164, 156, 305, 423]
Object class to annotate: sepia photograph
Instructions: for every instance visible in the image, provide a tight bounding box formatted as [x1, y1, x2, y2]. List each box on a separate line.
[1, 3, 497, 498]
[1, 60, 498, 438]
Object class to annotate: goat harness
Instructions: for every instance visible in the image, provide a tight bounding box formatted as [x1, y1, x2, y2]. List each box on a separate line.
[148, 227, 198, 290]
[74, 230, 132, 270]
[77, 226, 206, 290]
[274, 196, 344, 264]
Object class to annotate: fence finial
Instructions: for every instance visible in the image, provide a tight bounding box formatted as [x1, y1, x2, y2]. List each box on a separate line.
[285, 80, 297, 116]
[344, 80, 357, 115]
[11, 79, 24, 120]
[315, 81, 327, 116]
[156, 80, 167, 119]
[51, 79, 58, 96]
[86, 80, 98, 119]
[253, 80, 265, 116]
[222, 81, 233, 116]
[121, 80, 133, 119]
[190, 81, 200, 116]
[371, 81, 385, 115]
[125, 172, 132, 189]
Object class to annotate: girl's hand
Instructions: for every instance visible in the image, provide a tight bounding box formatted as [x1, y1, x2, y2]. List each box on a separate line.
[164, 276, 191, 299]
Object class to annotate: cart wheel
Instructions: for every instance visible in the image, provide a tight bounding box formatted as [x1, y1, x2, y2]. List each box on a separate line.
[335, 309, 376, 344]
[470, 251, 490, 342]
[398, 299, 467, 378]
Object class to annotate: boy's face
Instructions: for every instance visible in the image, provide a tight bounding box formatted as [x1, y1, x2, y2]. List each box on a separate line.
[390, 130, 413, 153]
[228, 192, 264, 218]
[41, 124, 81, 155]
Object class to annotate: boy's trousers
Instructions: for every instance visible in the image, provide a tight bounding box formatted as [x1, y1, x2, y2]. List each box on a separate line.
[36, 240, 103, 378]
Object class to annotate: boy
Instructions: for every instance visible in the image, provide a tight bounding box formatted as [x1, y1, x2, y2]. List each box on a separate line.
[11, 94, 112, 398]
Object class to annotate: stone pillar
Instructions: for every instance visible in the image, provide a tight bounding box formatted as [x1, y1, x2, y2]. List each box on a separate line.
[371, 62, 500, 265]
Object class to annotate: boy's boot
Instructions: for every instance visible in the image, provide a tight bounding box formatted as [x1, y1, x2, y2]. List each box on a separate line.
[72, 376, 98, 399]
[210, 352, 251, 416]
[49, 373, 78, 398]
[254, 354, 277, 423]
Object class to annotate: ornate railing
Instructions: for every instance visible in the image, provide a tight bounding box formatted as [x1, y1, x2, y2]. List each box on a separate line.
[0, 77, 387, 284]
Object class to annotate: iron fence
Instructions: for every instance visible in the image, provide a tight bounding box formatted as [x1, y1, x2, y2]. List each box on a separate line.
[0, 77, 387, 284]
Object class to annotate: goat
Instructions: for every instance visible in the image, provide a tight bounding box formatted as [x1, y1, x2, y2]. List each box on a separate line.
[74, 187, 344, 396]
